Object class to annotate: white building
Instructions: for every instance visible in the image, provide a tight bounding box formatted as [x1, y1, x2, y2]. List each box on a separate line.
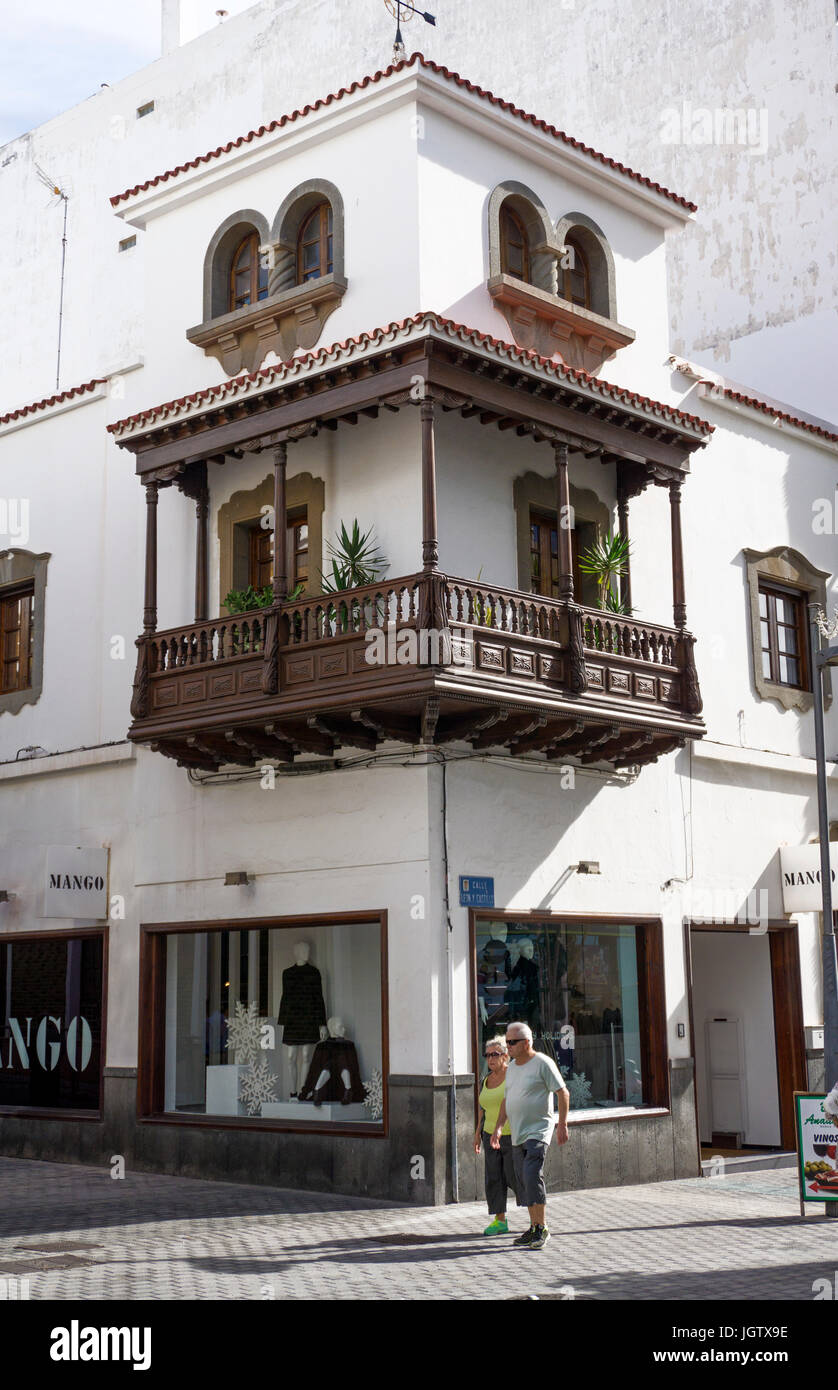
[0, 7, 834, 1202]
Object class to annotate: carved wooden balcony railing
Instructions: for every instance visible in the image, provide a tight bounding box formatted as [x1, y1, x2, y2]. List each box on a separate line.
[129, 570, 703, 771]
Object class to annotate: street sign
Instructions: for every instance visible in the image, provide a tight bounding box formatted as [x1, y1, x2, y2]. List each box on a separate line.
[459, 875, 494, 907]
[794, 1092, 838, 1213]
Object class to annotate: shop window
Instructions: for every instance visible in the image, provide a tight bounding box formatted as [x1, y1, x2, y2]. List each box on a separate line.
[474, 916, 666, 1113]
[758, 581, 809, 690]
[0, 932, 104, 1113]
[141, 915, 386, 1131]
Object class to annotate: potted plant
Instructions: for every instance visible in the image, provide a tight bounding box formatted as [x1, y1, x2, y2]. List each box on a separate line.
[320, 520, 388, 634]
[577, 531, 631, 652]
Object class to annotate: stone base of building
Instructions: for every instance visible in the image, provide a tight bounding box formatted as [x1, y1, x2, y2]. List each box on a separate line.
[0, 1060, 699, 1203]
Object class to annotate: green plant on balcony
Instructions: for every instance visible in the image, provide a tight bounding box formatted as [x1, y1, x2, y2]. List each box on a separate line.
[223, 582, 304, 653]
[577, 531, 631, 652]
[320, 520, 388, 635]
[472, 566, 495, 629]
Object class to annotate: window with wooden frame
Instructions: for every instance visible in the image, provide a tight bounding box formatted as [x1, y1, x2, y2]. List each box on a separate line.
[758, 581, 809, 690]
[297, 202, 333, 284]
[529, 509, 598, 606]
[228, 230, 269, 312]
[0, 582, 34, 694]
[241, 507, 310, 594]
[500, 205, 531, 283]
[561, 234, 590, 309]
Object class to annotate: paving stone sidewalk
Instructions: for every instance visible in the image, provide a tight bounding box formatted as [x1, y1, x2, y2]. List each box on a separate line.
[0, 1157, 833, 1300]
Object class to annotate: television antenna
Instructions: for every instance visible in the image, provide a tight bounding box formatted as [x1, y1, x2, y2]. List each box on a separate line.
[35, 164, 70, 391]
[384, 0, 435, 63]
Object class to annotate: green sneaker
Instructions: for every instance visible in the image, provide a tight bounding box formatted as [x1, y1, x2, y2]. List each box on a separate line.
[527, 1225, 551, 1250]
[483, 1219, 509, 1235]
[513, 1226, 535, 1247]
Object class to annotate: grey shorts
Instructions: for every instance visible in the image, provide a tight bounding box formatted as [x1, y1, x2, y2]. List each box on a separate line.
[513, 1138, 549, 1206]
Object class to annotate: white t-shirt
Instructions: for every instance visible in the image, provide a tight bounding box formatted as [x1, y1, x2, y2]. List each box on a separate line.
[504, 1051, 566, 1145]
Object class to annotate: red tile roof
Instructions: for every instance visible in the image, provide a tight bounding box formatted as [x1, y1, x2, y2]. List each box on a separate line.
[715, 386, 838, 446]
[0, 378, 106, 427]
[110, 53, 696, 213]
[107, 311, 712, 439]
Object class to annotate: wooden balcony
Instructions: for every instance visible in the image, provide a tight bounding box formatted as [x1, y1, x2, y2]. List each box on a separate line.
[128, 572, 703, 770]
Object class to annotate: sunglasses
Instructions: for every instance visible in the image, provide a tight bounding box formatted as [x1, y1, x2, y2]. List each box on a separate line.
[485, 1050, 504, 1058]
[505, 1037, 525, 1045]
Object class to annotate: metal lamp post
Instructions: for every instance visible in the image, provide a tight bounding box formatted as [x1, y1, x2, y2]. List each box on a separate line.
[809, 605, 838, 1140]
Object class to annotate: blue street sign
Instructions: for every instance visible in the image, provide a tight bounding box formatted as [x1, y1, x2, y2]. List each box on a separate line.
[459, 875, 495, 907]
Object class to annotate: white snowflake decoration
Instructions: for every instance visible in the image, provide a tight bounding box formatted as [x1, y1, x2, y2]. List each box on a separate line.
[226, 1000, 267, 1064]
[560, 1065, 593, 1109]
[363, 1068, 383, 1120]
[239, 1059, 278, 1116]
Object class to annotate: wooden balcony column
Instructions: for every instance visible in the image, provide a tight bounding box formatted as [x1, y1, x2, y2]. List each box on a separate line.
[669, 479, 687, 630]
[142, 480, 159, 635]
[193, 463, 209, 623]
[616, 480, 632, 614]
[272, 441, 289, 603]
[553, 440, 574, 601]
[418, 395, 447, 635]
[553, 439, 587, 694]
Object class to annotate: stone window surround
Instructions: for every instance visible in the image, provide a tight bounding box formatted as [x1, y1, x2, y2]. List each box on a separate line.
[513, 469, 610, 596]
[187, 180, 347, 376]
[0, 549, 50, 716]
[487, 183, 633, 371]
[743, 545, 831, 712]
[217, 472, 325, 613]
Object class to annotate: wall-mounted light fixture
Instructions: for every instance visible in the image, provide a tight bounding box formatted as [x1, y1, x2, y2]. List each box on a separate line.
[575, 861, 601, 875]
[0, 890, 17, 903]
[224, 872, 249, 887]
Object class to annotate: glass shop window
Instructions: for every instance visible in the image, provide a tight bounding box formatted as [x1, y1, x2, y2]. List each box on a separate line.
[475, 918, 648, 1112]
[0, 934, 104, 1111]
[162, 920, 384, 1126]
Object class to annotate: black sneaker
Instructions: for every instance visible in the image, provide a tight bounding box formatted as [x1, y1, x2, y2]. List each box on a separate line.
[528, 1225, 551, 1250]
[513, 1226, 535, 1247]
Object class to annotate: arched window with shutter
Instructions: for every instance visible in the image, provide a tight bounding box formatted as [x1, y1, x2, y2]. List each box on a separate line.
[296, 202, 334, 284]
[228, 230, 269, 311]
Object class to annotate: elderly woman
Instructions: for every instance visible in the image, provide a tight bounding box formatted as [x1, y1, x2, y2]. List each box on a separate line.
[473, 1034, 525, 1235]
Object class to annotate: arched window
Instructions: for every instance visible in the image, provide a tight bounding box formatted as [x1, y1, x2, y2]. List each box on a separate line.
[561, 234, 590, 309]
[228, 230, 269, 311]
[297, 202, 333, 283]
[500, 205, 530, 282]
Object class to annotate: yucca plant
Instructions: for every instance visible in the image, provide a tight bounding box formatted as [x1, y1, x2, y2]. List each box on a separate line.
[577, 531, 631, 615]
[320, 520, 388, 593]
[320, 520, 388, 635]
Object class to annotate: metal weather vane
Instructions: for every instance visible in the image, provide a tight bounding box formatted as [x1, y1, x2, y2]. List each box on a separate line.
[385, 0, 436, 63]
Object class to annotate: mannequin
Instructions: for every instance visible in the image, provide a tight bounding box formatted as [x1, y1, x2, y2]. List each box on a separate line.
[277, 941, 327, 1098]
[505, 936, 540, 1029]
[479, 922, 512, 1026]
[298, 1017, 366, 1107]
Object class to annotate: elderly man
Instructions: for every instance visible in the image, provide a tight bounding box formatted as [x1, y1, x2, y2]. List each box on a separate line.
[491, 1021, 569, 1249]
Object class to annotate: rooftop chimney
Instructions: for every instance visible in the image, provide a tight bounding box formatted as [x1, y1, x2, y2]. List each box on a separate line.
[161, 0, 182, 55]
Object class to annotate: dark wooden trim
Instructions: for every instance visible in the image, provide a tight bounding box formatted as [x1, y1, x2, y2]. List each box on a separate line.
[617, 483, 632, 612]
[554, 441, 573, 600]
[0, 924, 108, 1122]
[143, 481, 158, 634]
[636, 918, 670, 1109]
[138, 910, 388, 1136]
[769, 927, 807, 1151]
[468, 909, 670, 1119]
[272, 442, 288, 601]
[669, 479, 686, 629]
[682, 920, 701, 1169]
[420, 397, 438, 572]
